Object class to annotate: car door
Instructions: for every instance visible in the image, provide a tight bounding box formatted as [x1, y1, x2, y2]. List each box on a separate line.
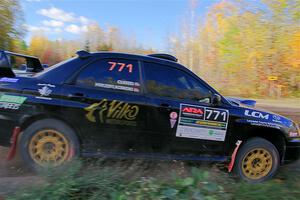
[61, 57, 148, 153]
[143, 62, 229, 156]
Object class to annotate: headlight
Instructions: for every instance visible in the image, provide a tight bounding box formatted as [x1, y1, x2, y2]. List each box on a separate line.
[289, 122, 300, 137]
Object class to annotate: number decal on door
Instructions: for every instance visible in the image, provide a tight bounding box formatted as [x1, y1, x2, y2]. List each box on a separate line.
[108, 62, 133, 73]
[176, 104, 229, 141]
[205, 109, 227, 122]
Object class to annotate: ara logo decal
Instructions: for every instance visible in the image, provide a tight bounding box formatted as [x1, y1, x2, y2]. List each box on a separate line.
[85, 99, 139, 126]
[245, 110, 269, 120]
[182, 107, 204, 115]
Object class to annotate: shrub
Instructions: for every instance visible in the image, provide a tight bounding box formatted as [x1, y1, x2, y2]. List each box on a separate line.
[8, 160, 300, 200]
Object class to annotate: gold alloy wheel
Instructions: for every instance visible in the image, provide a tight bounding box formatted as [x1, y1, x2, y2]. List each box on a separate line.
[242, 148, 273, 180]
[28, 130, 70, 166]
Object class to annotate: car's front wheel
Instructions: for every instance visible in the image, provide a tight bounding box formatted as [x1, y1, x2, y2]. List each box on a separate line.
[234, 137, 280, 183]
[19, 119, 80, 171]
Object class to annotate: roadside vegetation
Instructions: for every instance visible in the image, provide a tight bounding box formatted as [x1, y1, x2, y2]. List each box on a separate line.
[8, 160, 300, 200]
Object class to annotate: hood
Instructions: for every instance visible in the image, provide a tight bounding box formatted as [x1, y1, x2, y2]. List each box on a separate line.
[225, 96, 257, 107]
[226, 97, 294, 128]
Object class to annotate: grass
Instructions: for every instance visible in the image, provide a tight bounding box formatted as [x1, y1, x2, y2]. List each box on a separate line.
[7, 160, 300, 200]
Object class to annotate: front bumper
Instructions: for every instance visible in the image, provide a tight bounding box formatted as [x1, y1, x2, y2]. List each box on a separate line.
[284, 138, 300, 163]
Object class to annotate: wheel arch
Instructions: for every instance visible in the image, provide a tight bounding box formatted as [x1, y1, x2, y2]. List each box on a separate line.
[19, 113, 83, 145]
[240, 127, 287, 163]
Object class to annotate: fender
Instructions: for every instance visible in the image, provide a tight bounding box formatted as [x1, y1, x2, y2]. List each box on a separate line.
[18, 113, 84, 145]
[235, 118, 287, 134]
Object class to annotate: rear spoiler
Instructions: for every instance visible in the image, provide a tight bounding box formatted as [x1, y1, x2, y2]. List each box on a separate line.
[0, 50, 43, 77]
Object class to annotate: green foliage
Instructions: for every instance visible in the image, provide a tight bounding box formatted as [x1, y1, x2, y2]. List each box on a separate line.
[8, 161, 123, 200]
[120, 169, 229, 200]
[231, 170, 300, 200]
[8, 160, 300, 200]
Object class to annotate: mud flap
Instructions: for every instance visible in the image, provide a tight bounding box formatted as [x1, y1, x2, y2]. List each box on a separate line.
[228, 140, 242, 173]
[6, 127, 21, 161]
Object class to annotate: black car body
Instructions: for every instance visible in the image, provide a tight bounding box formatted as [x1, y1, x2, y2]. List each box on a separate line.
[0, 50, 299, 182]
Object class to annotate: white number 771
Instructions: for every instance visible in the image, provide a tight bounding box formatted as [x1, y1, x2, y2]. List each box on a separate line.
[206, 110, 227, 121]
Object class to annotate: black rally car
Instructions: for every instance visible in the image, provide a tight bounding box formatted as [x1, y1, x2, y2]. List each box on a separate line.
[0, 50, 299, 182]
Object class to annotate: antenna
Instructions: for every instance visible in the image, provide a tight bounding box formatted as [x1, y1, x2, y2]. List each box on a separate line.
[76, 50, 91, 59]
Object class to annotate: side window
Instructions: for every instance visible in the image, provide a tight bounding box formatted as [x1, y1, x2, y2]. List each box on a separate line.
[76, 59, 141, 93]
[144, 62, 212, 103]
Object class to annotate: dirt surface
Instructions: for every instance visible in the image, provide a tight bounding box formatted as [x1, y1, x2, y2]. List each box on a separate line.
[0, 103, 299, 197]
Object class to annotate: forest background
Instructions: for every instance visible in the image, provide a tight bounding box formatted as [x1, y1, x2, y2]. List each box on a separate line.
[1, 0, 299, 98]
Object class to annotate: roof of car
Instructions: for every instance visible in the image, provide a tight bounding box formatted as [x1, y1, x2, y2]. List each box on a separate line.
[76, 50, 179, 64]
[39, 50, 186, 84]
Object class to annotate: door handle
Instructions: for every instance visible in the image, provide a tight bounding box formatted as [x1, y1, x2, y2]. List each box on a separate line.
[160, 103, 171, 108]
[160, 103, 172, 111]
[68, 92, 87, 99]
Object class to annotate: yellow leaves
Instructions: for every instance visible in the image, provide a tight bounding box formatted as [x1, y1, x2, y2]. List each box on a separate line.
[286, 31, 300, 68]
[29, 35, 49, 57]
[170, 0, 300, 97]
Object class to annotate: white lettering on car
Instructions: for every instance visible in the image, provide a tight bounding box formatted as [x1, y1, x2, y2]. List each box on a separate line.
[245, 110, 269, 120]
[36, 83, 56, 100]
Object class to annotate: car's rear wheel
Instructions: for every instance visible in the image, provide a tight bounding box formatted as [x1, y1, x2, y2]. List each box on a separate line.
[19, 119, 80, 171]
[234, 137, 280, 183]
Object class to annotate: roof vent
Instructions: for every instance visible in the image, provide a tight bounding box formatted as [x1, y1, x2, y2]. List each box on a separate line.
[148, 53, 178, 62]
[76, 50, 91, 59]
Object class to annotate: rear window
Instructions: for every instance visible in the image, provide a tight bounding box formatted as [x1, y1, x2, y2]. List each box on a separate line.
[76, 58, 141, 93]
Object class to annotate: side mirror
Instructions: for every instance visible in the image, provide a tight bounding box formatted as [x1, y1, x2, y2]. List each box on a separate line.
[212, 94, 222, 106]
[20, 64, 27, 71]
[42, 64, 49, 68]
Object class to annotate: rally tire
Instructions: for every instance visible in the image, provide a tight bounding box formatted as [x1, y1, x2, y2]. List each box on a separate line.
[19, 119, 80, 172]
[233, 137, 280, 183]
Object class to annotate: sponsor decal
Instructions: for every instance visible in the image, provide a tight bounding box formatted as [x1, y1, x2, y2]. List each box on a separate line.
[0, 102, 20, 110]
[85, 99, 139, 126]
[246, 120, 282, 129]
[95, 82, 140, 93]
[36, 84, 55, 100]
[245, 109, 269, 120]
[181, 105, 205, 119]
[176, 104, 229, 141]
[208, 130, 215, 136]
[170, 112, 178, 119]
[117, 80, 140, 87]
[182, 107, 204, 115]
[169, 111, 178, 128]
[289, 132, 298, 137]
[0, 77, 19, 83]
[272, 115, 281, 122]
[0, 94, 27, 110]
